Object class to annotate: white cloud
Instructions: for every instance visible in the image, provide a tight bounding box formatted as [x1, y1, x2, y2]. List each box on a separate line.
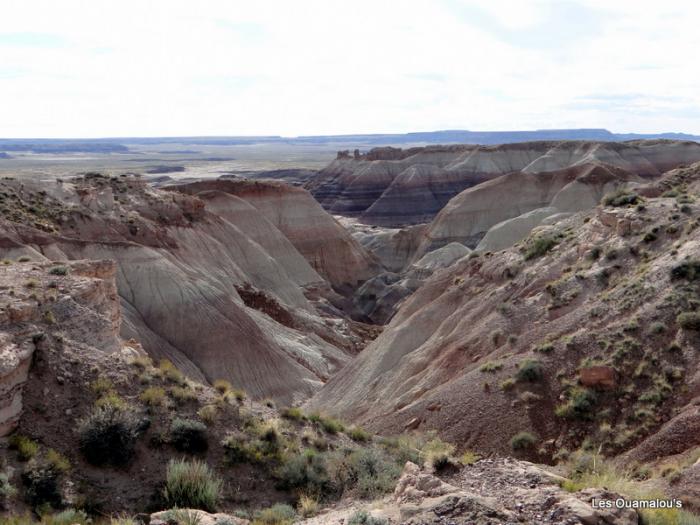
[0, 0, 699, 137]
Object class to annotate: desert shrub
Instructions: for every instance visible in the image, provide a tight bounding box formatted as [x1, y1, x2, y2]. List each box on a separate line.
[90, 376, 114, 396]
[534, 342, 554, 353]
[94, 392, 127, 410]
[221, 432, 250, 464]
[9, 434, 39, 461]
[308, 414, 343, 434]
[197, 405, 218, 425]
[275, 449, 331, 495]
[48, 266, 69, 276]
[170, 418, 208, 453]
[510, 431, 537, 450]
[643, 231, 658, 243]
[280, 407, 305, 421]
[159, 359, 186, 385]
[649, 322, 666, 335]
[222, 424, 283, 465]
[18, 256, 31, 262]
[0, 471, 16, 500]
[500, 378, 516, 391]
[45, 449, 70, 473]
[347, 510, 388, 525]
[213, 379, 231, 394]
[78, 405, 140, 466]
[157, 509, 202, 525]
[523, 233, 558, 260]
[22, 459, 62, 507]
[169, 386, 197, 404]
[378, 434, 424, 465]
[516, 359, 544, 382]
[130, 355, 153, 369]
[479, 361, 502, 373]
[163, 459, 221, 512]
[421, 438, 455, 471]
[555, 388, 597, 420]
[297, 494, 319, 518]
[602, 189, 639, 207]
[253, 503, 296, 525]
[140, 386, 166, 407]
[459, 451, 480, 466]
[670, 260, 700, 281]
[677, 311, 700, 330]
[44, 509, 90, 525]
[345, 448, 401, 499]
[348, 426, 371, 443]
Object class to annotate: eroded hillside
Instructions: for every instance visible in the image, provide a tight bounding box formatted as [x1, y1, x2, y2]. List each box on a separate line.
[308, 163, 700, 477]
[0, 174, 379, 405]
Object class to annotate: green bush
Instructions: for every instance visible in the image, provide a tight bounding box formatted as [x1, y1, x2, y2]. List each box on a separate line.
[516, 359, 544, 382]
[479, 361, 502, 373]
[140, 386, 167, 407]
[163, 459, 221, 512]
[421, 438, 455, 471]
[510, 431, 537, 451]
[677, 311, 700, 330]
[347, 510, 388, 525]
[48, 266, 69, 276]
[670, 260, 700, 281]
[523, 233, 558, 260]
[648, 322, 666, 335]
[8, 434, 39, 461]
[170, 418, 208, 453]
[222, 428, 283, 466]
[0, 471, 16, 500]
[254, 503, 296, 525]
[555, 388, 597, 420]
[78, 405, 140, 466]
[280, 407, 305, 421]
[322, 418, 344, 435]
[275, 449, 331, 495]
[22, 459, 62, 507]
[346, 448, 401, 499]
[277, 447, 400, 500]
[602, 189, 639, 207]
[45, 509, 90, 525]
[348, 426, 371, 443]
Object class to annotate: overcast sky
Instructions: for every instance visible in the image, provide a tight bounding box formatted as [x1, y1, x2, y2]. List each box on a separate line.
[1, 0, 699, 137]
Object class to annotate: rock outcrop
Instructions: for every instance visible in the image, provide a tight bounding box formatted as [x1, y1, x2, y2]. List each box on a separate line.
[0, 259, 121, 435]
[303, 459, 640, 524]
[307, 140, 700, 228]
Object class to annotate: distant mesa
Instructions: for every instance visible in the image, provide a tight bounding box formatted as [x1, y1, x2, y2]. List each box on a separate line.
[145, 165, 186, 174]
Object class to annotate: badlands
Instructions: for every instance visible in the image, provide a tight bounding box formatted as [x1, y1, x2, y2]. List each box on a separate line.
[1, 139, 700, 524]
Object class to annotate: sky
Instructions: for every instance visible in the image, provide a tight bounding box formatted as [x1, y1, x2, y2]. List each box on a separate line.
[1, 0, 699, 138]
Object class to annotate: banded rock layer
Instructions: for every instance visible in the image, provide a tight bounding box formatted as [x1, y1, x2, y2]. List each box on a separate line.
[307, 140, 700, 228]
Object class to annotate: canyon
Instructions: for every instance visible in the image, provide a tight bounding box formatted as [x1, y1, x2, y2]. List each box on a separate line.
[1, 139, 700, 523]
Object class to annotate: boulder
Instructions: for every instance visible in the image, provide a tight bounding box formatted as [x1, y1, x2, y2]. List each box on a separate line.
[579, 366, 617, 390]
